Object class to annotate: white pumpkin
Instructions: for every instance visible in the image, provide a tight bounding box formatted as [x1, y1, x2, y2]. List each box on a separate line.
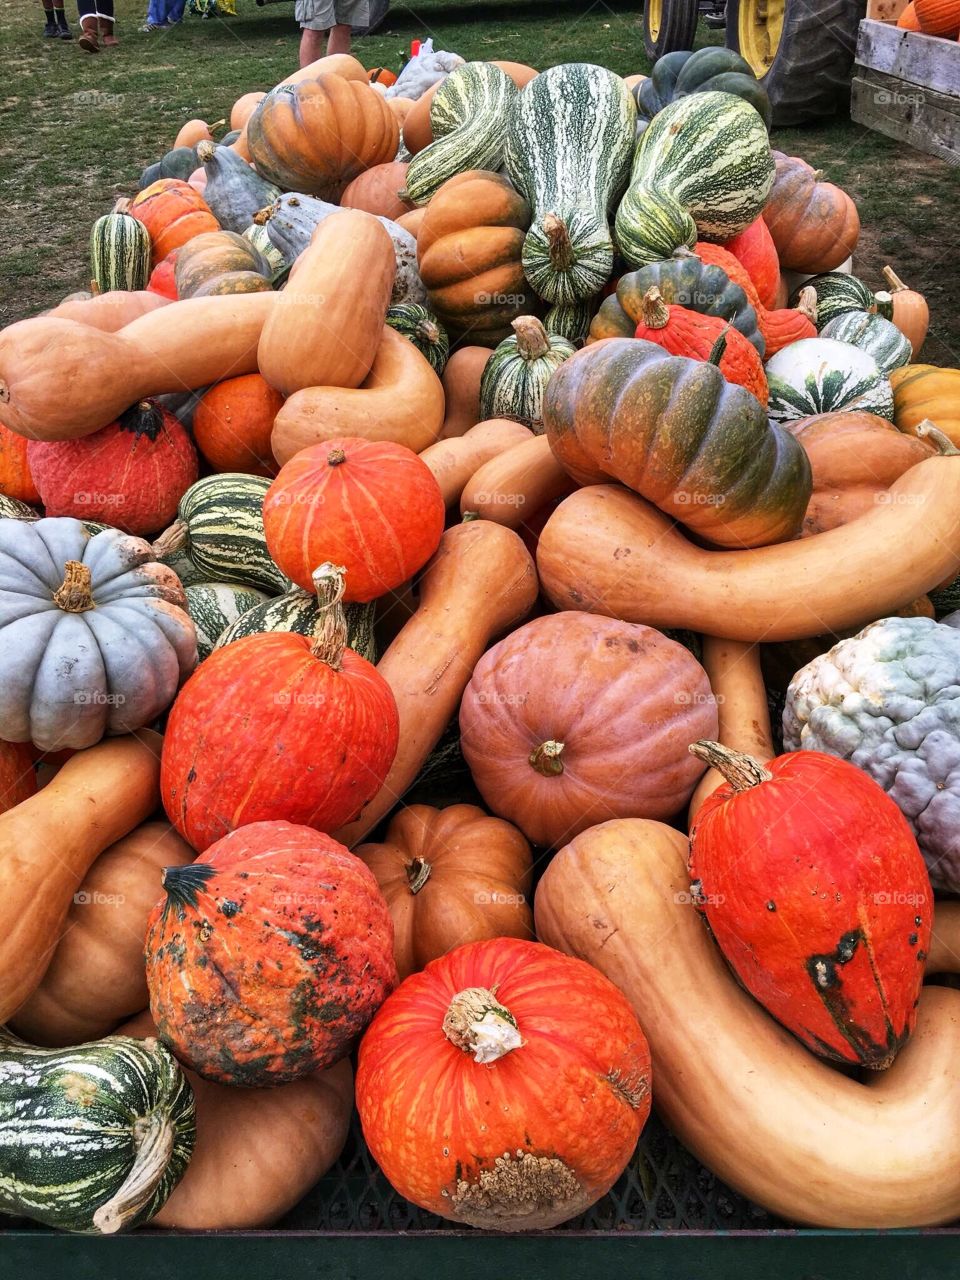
[765, 338, 894, 424]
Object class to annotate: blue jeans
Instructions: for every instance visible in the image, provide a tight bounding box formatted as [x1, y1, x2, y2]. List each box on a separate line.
[146, 0, 185, 22]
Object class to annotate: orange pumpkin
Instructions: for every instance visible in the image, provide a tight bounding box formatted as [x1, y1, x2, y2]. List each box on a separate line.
[356, 804, 534, 980]
[0, 740, 36, 815]
[761, 287, 818, 358]
[0, 420, 39, 502]
[193, 374, 283, 477]
[914, 0, 960, 33]
[355, 937, 652, 1229]
[880, 266, 929, 358]
[762, 152, 860, 274]
[130, 179, 219, 266]
[340, 161, 415, 221]
[890, 365, 960, 446]
[245, 75, 399, 198]
[230, 91, 266, 132]
[721, 216, 781, 310]
[898, 0, 922, 26]
[692, 242, 811, 363]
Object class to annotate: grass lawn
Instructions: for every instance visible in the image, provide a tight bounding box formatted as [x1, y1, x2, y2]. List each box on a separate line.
[1, 0, 956, 363]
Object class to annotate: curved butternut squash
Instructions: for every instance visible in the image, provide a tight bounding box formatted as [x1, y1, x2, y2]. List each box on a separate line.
[386, 96, 416, 125]
[0, 732, 162, 1025]
[122, 1011, 354, 1230]
[259, 210, 394, 398]
[10, 821, 193, 1047]
[395, 207, 427, 239]
[230, 91, 265, 132]
[272, 324, 444, 464]
[275, 52, 368, 90]
[535, 819, 960, 1228]
[0, 293, 274, 441]
[420, 418, 532, 505]
[688, 638, 773, 821]
[537, 461, 960, 642]
[492, 60, 539, 88]
[460, 433, 573, 528]
[439, 345, 490, 439]
[46, 291, 171, 330]
[334, 521, 538, 846]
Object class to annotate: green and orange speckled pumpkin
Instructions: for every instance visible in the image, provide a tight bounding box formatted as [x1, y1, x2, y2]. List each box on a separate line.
[145, 819, 398, 1086]
[355, 937, 651, 1229]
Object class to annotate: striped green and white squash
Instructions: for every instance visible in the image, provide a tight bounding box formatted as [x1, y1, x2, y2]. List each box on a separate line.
[820, 311, 912, 376]
[545, 299, 594, 345]
[90, 203, 152, 294]
[504, 64, 636, 306]
[214, 587, 377, 662]
[0, 1028, 195, 1234]
[765, 338, 895, 425]
[789, 271, 877, 330]
[386, 304, 450, 374]
[402, 63, 519, 207]
[0, 495, 39, 522]
[479, 316, 576, 433]
[242, 221, 289, 282]
[615, 91, 774, 268]
[160, 544, 209, 588]
[153, 473, 293, 596]
[185, 582, 271, 660]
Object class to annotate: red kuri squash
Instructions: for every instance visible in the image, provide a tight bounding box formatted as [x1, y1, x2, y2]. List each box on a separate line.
[193, 374, 283, 477]
[0, 420, 40, 503]
[356, 937, 652, 1229]
[130, 179, 220, 266]
[263, 438, 445, 602]
[721, 216, 781, 310]
[161, 564, 399, 852]
[688, 742, 932, 1068]
[146, 819, 397, 1085]
[146, 248, 181, 300]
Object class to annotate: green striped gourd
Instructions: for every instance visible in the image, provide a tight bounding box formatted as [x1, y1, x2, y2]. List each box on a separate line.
[185, 582, 271, 660]
[765, 338, 895, 424]
[545, 300, 595, 345]
[479, 316, 576, 433]
[0, 495, 39, 522]
[242, 221, 288, 282]
[214, 587, 377, 662]
[90, 200, 152, 294]
[160, 544, 209, 588]
[504, 64, 636, 306]
[615, 91, 774, 269]
[0, 1029, 195, 1234]
[386, 304, 450, 374]
[789, 271, 877, 330]
[820, 311, 912, 376]
[402, 63, 519, 207]
[152, 473, 293, 595]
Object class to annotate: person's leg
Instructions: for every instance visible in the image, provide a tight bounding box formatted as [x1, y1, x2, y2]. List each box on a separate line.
[166, 0, 187, 24]
[42, 0, 57, 35]
[99, 0, 116, 44]
[325, 22, 350, 53]
[295, 0, 335, 67]
[299, 25, 326, 66]
[328, 0, 365, 51]
[77, 0, 99, 49]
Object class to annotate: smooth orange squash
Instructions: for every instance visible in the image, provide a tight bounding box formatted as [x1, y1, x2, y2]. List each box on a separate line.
[193, 373, 284, 477]
[45, 290, 171, 330]
[460, 433, 573, 528]
[230, 91, 266, 131]
[341, 161, 415, 221]
[890, 364, 960, 445]
[9, 821, 194, 1047]
[386, 96, 416, 125]
[537, 462, 960, 642]
[880, 265, 929, 358]
[536, 820, 960, 1228]
[258, 210, 394, 398]
[274, 51, 368, 89]
[0, 292, 274, 441]
[334, 521, 538, 847]
[0, 732, 162, 1025]
[174, 118, 224, 150]
[271, 325, 444, 464]
[420, 418, 532, 505]
[439, 346, 490, 438]
[402, 80, 442, 155]
[395, 207, 427, 239]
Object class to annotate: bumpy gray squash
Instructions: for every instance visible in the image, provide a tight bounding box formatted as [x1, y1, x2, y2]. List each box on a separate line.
[783, 615, 960, 892]
[0, 517, 197, 751]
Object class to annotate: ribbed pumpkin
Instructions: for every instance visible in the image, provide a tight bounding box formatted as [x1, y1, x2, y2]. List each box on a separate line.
[878, 266, 929, 358]
[341, 161, 415, 221]
[145, 820, 397, 1085]
[0, 421, 39, 503]
[356, 937, 652, 1229]
[417, 170, 535, 347]
[146, 248, 180, 300]
[193, 374, 283, 478]
[890, 364, 960, 446]
[692, 241, 807, 359]
[28, 401, 198, 537]
[129, 179, 219, 266]
[356, 804, 534, 981]
[245, 76, 399, 198]
[721, 215, 780, 310]
[161, 564, 399, 852]
[479, 317, 576, 431]
[762, 152, 860, 274]
[914, 0, 960, 34]
[0, 739, 36, 815]
[174, 230, 271, 300]
[459, 612, 718, 848]
[630, 287, 768, 407]
[762, 287, 818, 359]
[262, 439, 445, 603]
[689, 743, 932, 1068]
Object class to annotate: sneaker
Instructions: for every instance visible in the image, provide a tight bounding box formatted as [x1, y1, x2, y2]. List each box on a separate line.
[43, 20, 58, 35]
[138, 21, 164, 29]
[57, 22, 73, 37]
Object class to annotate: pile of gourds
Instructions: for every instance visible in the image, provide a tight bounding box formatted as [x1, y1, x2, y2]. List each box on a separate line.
[1, 39, 960, 1241]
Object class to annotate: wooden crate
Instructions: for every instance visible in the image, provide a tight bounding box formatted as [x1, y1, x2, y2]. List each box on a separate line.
[865, 0, 910, 22]
[851, 19, 960, 165]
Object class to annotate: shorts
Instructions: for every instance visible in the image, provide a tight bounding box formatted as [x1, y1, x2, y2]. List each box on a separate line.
[295, 0, 368, 29]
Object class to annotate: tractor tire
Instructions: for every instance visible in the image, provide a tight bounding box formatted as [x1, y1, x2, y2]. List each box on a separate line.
[726, 0, 866, 127]
[643, 0, 700, 61]
[352, 0, 390, 36]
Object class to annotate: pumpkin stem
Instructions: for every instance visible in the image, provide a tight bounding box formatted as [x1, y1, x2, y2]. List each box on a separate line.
[543, 213, 573, 273]
[406, 857, 432, 895]
[91, 1109, 176, 1235]
[915, 419, 959, 456]
[113, 197, 132, 215]
[442, 986, 523, 1064]
[151, 518, 190, 562]
[882, 265, 909, 294]
[89, 278, 102, 297]
[796, 286, 818, 325]
[196, 139, 216, 165]
[640, 286, 670, 330]
[53, 561, 95, 613]
[118, 400, 165, 442]
[310, 562, 349, 669]
[327, 448, 347, 466]
[529, 739, 564, 777]
[418, 318, 441, 345]
[209, 118, 227, 135]
[461, 510, 480, 522]
[688, 740, 773, 791]
[512, 315, 552, 361]
[706, 327, 730, 368]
